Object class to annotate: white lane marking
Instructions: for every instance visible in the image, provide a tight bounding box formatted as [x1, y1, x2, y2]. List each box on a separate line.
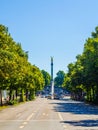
[23, 122, 27, 125]
[19, 120, 28, 128]
[63, 125, 67, 128]
[19, 126, 24, 129]
[58, 112, 63, 121]
[26, 113, 34, 121]
[42, 113, 46, 116]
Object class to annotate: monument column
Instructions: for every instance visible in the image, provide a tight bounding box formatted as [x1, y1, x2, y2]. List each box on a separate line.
[51, 57, 54, 99]
[51, 57, 53, 81]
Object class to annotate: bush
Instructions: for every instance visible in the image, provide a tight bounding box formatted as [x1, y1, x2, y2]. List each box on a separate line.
[8, 99, 18, 105]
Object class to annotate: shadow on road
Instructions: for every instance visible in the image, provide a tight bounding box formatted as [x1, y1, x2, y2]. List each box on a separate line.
[61, 119, 98, 127]
[52, 99, 98, 115]
[50, 99, 98, 128]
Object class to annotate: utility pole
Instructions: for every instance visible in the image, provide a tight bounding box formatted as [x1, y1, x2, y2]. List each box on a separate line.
[51, 57, 54, 99]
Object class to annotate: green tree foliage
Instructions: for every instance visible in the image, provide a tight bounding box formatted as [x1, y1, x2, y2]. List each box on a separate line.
[92, 26, 98, 38]
[41, 70, 51, 87]
[54, 70, 65, 87]
[81, 37, 98, 103]
[63, 26, 98, 104]
[32, 65, 45, 92]
[0, 24, 45, 105]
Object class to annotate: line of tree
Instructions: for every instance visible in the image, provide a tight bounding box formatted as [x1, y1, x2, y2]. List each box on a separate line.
[0, 24, 50, 106]
[54, 70, 65, 87]
[41, 70, 51, 87]
[63, 26, 98, 104]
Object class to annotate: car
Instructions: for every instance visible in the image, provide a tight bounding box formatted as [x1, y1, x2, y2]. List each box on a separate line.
[41, 95, 45, 98]
[54, 94, 60, 100]
[45, 94, 49, 98]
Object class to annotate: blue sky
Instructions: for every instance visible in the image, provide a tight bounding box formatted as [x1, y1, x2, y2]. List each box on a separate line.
[0, 0, 98, 77]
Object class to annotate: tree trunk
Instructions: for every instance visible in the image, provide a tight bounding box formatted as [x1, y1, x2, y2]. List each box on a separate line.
[20, 89, 25, 102]
[92, 86, 95, 102]
[9, 89, 13, 101]
[16, 89, 18, 100]
[29, 89, 35, 100]
[26, 89, 28, 101]
[95, 85, 98, 104]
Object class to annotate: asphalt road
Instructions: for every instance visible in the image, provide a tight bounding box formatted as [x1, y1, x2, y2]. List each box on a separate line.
[0, 97, 98, 130]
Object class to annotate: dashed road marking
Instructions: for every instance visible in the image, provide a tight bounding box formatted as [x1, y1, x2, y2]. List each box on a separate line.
[19, 121, 28, 128]
[58, 112, 63, 121]
[19, 125, 24, 129]
[26, 113, 34, 121]
[63, 125, 67, 128]
[42, 113, 46, 116]
[23, 122, 27, 125]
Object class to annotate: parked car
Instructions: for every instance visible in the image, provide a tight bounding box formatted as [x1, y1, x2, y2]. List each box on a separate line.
[54, 94, 60, 100]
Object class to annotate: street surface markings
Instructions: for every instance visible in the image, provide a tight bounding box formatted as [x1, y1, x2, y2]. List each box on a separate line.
[19, 125, 24, 129]
[58, 112, 63, 121]
[63, 125, 67, 129]
[26, 113, 34, 121]
[58, 112, 68, 129]
[19, 121, 28, 129]
[19, 113, 34, 129]
[42, 113, 46, 115]
[23, 122, 27, 125]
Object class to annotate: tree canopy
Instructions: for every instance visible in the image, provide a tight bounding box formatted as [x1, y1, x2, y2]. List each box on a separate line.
[0, 24, 45, 105]
[63, 26, 98, 104]
[54, 70, 65, 87]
